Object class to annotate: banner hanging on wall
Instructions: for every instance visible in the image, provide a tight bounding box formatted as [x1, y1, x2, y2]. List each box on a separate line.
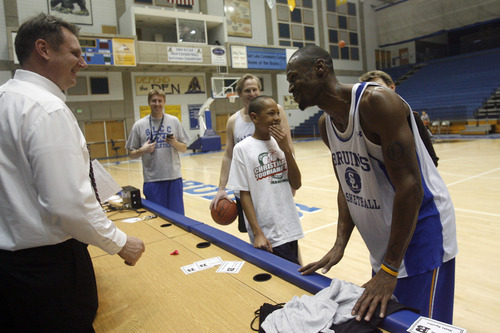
[112, 38, 136, 66]
[167, 47, 203, 62]
[135, 76, 206, 96]
[230, 45, 290, 70]
[188, 104, 202, 129]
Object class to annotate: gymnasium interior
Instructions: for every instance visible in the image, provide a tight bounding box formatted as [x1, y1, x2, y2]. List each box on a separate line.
[1, 0, 499, 331]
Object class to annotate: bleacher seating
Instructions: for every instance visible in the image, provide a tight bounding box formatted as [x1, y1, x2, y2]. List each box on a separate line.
[292, 49, 500, 137]
[460, 124, 493, 135]
[394, 48, 500, 121]
[292, 110, 324, 137]
[384, 64, 413, 83]
[475, 87, 500, 119]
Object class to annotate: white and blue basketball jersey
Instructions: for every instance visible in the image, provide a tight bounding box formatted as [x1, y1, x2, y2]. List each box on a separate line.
[233, 110, 255, 145]
[325, 82, 458, 278]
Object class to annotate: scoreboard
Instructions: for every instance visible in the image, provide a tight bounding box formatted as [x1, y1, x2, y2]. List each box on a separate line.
[79, 37, 136, 66]
[80, 38, 114, 66]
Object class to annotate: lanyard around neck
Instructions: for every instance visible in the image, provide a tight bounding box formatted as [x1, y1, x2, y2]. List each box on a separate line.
[149, 115, 164, 143]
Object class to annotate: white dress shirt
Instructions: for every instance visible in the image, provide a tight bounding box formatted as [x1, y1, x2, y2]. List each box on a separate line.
[0, 70, 126, 253]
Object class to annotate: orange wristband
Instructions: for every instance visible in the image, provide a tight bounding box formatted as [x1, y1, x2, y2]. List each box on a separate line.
[380, 263, 399, 277]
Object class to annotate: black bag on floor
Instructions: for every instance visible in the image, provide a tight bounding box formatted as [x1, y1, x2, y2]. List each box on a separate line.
[250, 303, 284, 332]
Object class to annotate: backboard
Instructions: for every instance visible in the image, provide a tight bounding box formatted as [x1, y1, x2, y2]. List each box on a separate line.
[211, 77, 241, 102]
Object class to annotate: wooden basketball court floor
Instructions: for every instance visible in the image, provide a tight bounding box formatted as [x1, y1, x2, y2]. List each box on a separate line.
[102, 137, 500, 332]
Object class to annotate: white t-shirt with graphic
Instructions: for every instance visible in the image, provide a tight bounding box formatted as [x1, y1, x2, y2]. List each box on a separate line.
[227, 136, 304, 247]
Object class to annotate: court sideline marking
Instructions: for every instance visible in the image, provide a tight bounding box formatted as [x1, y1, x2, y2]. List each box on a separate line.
[446, 167, 500, 187]
[304, 222, 337, 234]
[454, 208, 500, 218]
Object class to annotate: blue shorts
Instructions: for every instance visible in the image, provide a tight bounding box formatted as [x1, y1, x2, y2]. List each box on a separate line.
[143, 178, 185, 215]
[393, 258, 455, 324]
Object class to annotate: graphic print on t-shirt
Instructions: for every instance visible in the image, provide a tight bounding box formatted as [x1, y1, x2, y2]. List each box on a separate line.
[253, 149, 288, 184]
[145, 123, 173, 149]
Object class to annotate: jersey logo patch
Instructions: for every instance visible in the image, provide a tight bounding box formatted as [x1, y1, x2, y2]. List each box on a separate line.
[345, 167, 362, 193]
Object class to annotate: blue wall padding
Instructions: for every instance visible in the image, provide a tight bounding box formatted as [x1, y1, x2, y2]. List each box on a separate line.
[190, 223, 332, 295]
[142, 199, 203, 232]
[139, 199, 421, 330]
[380, 310, 420, 332]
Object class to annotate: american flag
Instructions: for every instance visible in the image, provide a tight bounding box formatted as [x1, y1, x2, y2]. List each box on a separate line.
[167, 0, 194, 5]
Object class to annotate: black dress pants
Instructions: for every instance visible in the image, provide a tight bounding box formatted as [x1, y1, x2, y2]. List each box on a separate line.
[0, 239, 98, 332]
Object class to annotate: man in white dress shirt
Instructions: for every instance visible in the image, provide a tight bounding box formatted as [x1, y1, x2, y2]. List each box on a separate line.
[0, 13, 145, 332]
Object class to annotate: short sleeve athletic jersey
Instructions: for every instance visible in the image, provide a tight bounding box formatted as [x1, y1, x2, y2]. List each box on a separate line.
[233, 110, 255, 145]
[126, 114, 190, 182]
[324, 82, 458, 278]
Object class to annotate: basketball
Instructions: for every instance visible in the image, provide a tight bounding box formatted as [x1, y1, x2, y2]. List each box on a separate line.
[211, 198, 238, 225]
[339, 40, 346, 48]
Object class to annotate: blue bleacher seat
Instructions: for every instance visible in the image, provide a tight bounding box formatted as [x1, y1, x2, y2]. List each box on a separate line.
[292, 49, 500, 136]
[396, 48, 500, 120]
[292, 110, 324, 137]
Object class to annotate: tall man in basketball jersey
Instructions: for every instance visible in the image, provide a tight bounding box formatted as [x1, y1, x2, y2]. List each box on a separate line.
[286, 45, 458, 324]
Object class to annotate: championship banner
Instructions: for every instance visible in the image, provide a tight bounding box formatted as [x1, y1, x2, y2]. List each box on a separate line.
[135, 76, 205, 96]
[167, 47, 203, 63]
[112, 38, 136, 66]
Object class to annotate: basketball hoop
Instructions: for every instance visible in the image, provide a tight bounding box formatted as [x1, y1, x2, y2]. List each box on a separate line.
[227, 93, 237, 103]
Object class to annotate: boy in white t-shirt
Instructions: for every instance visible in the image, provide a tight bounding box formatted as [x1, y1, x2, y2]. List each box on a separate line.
[227, 96, 304, 264]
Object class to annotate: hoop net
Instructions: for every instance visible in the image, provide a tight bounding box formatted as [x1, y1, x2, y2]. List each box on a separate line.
[227, 93, 237, 103]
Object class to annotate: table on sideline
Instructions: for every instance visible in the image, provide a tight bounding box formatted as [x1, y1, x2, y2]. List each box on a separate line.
[90, 204, 309, 332]
[90, 199, 420, 332]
